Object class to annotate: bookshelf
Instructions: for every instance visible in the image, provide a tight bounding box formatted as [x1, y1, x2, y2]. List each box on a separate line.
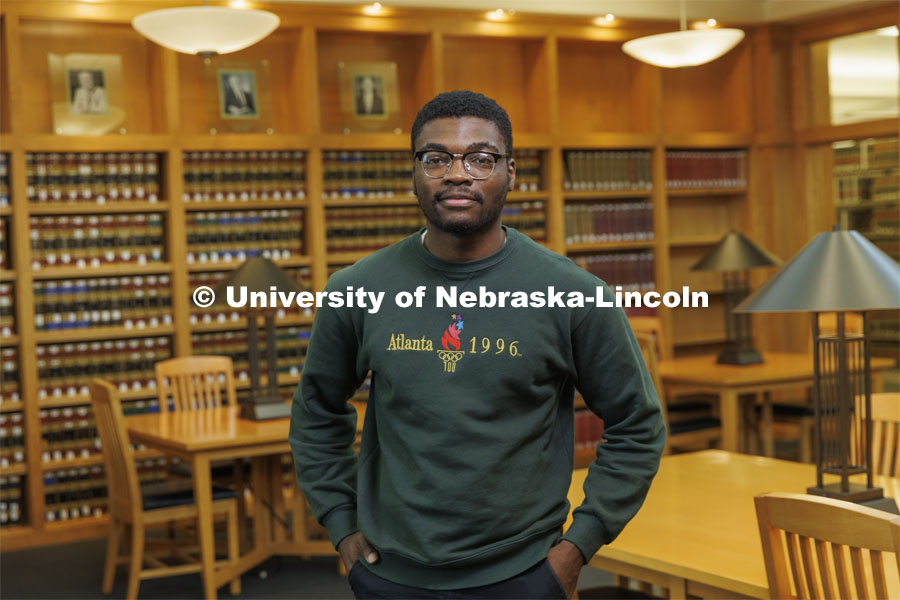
[1, 0, 897, 548]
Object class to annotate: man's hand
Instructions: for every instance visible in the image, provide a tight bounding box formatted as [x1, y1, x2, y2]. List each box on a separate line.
[547, 540, 585, 599]
[337, 531, 379, 573]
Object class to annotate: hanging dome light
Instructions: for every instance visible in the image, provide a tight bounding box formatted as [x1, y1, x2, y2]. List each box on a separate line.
[622, 0, 743, 69]
[623, 28, 745, 68]
[132, 6, 280, 56]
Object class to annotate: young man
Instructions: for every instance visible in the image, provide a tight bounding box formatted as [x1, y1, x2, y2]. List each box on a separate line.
[290, 90, 665, 598]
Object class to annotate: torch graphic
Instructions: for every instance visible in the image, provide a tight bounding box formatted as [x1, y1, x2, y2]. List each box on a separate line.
[437, 313, 465, 373]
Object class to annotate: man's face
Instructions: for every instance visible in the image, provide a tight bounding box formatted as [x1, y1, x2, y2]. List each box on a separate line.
[413, 116, 515, 237]
[78, 71, 94, 90]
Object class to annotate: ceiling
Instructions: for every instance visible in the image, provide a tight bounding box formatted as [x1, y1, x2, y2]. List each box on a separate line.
[272, 0, 888, 23]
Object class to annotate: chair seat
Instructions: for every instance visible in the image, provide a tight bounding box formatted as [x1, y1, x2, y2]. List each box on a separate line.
[667, 401, 714, 414]
[771, 404, 813, 417]
[670, 417, 721, 435]
[142, 479, 236, 511]
[168, 461, 243, 480]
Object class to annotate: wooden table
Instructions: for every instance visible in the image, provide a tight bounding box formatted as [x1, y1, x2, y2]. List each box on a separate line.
[658, 352, 894, 453]
[126, 403, 365, 599]
[567, 450, 900, 599]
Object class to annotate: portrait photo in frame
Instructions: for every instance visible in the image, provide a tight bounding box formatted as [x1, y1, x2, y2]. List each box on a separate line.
[337, 62, 402, 134]
[48, 53, 125, 135]
[203, 57, 273, 134]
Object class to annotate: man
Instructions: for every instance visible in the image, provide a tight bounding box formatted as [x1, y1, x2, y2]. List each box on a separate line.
[71, 70, 108, 115]
[355, 75, 385, 116]
[223, 73, 256, 116]
[290, 90, 665, 598]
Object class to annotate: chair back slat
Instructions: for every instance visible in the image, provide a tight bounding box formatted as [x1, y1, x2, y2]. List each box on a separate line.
[628, 316, 671, 360]
[832, 544, 851, 600]
[155, 356, 237, 413]
[90, 379, 142, 522]
[870, 392, 900, 476]
[798, 535, 818, 598]
[812, 539, 835, 600]
[756, 492, 900, 600]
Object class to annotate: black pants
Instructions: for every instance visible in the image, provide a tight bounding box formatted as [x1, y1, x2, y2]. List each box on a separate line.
[348, 559, 567, 599]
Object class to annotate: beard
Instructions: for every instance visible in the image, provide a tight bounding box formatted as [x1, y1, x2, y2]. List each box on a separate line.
[415, 181, 508, 237]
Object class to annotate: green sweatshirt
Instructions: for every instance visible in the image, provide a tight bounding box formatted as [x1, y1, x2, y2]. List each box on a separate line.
[289, 227, 665, 589]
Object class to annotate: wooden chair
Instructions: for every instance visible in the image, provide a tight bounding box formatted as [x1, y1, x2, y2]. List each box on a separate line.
[154, 355, 248, 546]
[629, 316, 716, 422]
[154, 355, 237, 413]
[866, 392, 899, 477]
[90, 379, 240, 599]
[634, 332, 721, 454]
[754, 491, 900, 599]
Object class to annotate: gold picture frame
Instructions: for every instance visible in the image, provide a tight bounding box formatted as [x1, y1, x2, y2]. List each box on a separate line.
[48, 53, 125, 135]
[337, 61, 402, 134]
[203, 57, 273, 134]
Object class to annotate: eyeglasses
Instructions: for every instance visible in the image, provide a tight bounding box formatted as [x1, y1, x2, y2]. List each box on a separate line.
[414, 150, 509, 180]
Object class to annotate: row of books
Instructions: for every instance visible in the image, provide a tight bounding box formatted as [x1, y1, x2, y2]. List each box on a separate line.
[564, 202, 654, 245]
[43, 460, 170, 523]
[40, 406, 97, 463]
[512, 149, 543, 192]
[665, 150, 747, 188]
[572, 252, 656, 291]
[26, 152, 162, 204]
[326, 206, 425, 252]
[0, 412, 25, 467]
[322, 151, 413, 199]
[189, 268, 313, 322]
[185, 209, 304, 264]
[503, 202, 546, 242]
[0, 283, 13, 337]
[563, 151, 652, 191]
[0, 475, 23, 527]
[33, 276, 173, 332]
[36, 337, 172, 400]
[869, 138, 899, 169]
[183, 150, 306, 203]
[191, 327, 310, 380]
[1, 348, 19, 404]
[0, 154, 9, 206]
[574, 408, 605, 451]
[29, 214, 165, 269]
[834, 170, 899, 204]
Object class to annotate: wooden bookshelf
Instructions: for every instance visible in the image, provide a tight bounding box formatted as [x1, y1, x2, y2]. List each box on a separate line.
[1, 0, 896, 548]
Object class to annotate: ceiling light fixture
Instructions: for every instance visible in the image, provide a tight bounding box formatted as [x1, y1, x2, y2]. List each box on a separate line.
[622, 0, 743, 68]
[132, 3, 279, 56]
[706, 18, 717, 27]
[486, 8, 507, 21]
[363, 2, 383, 15]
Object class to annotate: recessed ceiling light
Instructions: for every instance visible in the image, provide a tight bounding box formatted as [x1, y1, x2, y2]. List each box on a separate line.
[363, 2, 382, 15]
[593, 13, 615, 26]
[706, 18, 717, 27]
[486, 8, 506, 21]
[229, 0, 249, 7]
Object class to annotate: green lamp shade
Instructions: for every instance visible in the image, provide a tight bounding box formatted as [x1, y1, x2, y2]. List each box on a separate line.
[691, 230, 782, 271]
[211, 256, 303, 306]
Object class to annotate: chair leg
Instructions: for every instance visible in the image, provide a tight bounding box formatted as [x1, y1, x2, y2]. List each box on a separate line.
[227, 504, 241, 596]
[126, 524, 144, 600]
[801, 416, 814, 463]
[102, 517, 121, 594]
[233, 460, 249, 552]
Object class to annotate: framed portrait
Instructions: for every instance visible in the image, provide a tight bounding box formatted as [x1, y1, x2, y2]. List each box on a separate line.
[48, 53, 125, 135]
[337, 62, 402, 134]
[203, 58, 273, 134]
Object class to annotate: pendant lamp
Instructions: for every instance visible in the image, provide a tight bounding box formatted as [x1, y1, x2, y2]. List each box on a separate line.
[622, 0, 744, 68]
[132, 5, 280, 56]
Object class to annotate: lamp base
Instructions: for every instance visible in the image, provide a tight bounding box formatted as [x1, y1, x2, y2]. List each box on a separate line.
[807, 482, 884, 504]
[240, 399, 292, 421]
[716, 347, 763, 365]
[861, 496, 900, 515]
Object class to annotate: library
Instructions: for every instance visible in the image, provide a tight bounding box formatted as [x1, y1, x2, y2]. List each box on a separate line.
[0, 0, 898, 599]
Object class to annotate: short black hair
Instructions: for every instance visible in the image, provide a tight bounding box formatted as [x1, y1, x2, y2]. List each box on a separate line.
[411, 90, 513, 156]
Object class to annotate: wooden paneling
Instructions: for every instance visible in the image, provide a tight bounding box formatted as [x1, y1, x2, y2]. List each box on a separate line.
[556, 39, 656, 134]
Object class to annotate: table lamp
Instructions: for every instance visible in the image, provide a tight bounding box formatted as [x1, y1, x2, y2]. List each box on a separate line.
[691, 230, 782, 365]
[212, 257, 301, 420]
[736, 227, 900, 513]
